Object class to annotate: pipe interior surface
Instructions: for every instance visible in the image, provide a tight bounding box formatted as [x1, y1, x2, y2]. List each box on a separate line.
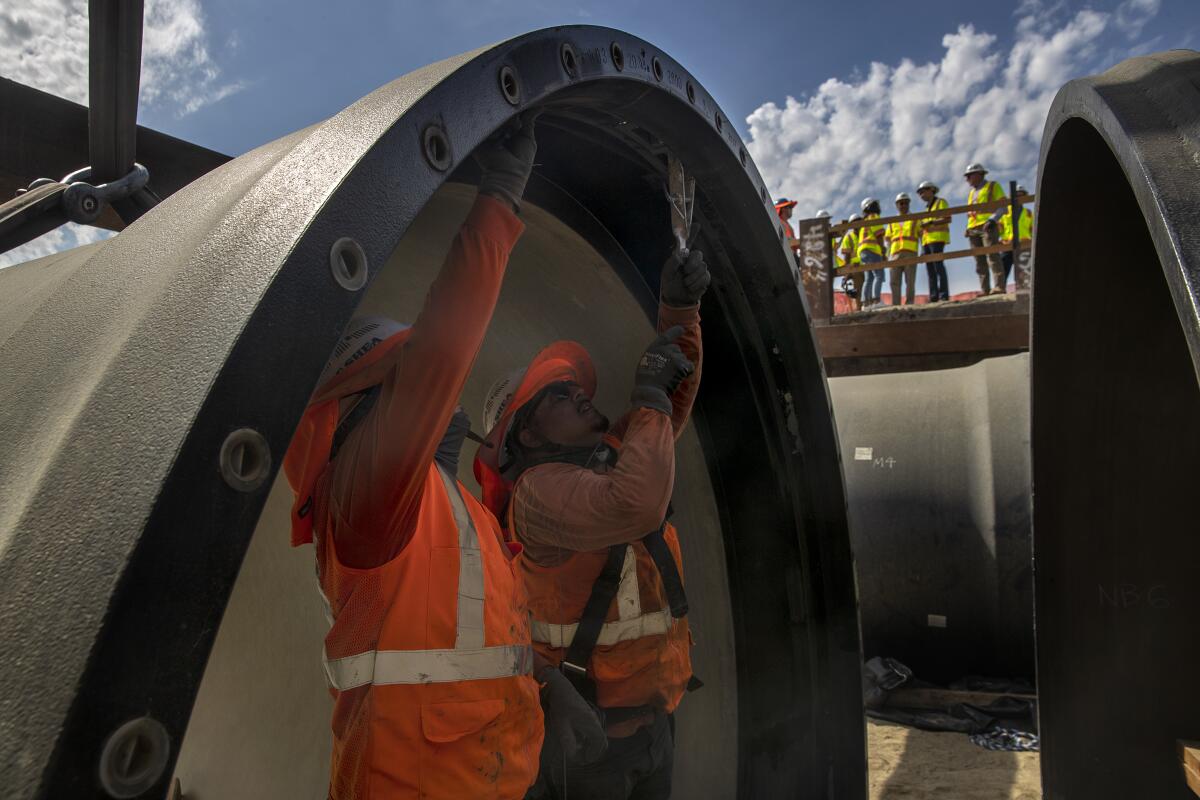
[1032, 52, 1200, 799]
[829, 354, 1033, 684]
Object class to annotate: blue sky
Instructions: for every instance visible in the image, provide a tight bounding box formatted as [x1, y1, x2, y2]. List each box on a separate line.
[3, 0, 1197, 290]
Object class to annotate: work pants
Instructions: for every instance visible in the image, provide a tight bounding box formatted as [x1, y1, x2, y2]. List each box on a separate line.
[860, 251, 884, 304]
[540, 711, 674, 800]
[967, 221, 1006, 293]
[923, 243, 949, 301]
[888, 255, 917, 305]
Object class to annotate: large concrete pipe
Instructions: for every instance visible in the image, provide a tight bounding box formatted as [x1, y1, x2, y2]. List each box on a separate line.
[0, 27, 863, 799]
[1032, 51, 1200, 799]
[828, 354, 1033, 684]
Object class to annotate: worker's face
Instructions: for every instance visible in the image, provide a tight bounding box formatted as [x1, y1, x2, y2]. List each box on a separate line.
[917, 188, 934, 203]
[518, 381, 608, 449]
[896, 200, 910, 214]
[779, 206, 793, 221]
[965, 171, 984, 188]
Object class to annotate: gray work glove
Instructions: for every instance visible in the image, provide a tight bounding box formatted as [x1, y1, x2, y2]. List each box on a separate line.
[434, 407, 471, 474]
[475, 110, 540, 213]
[630, 326, 694, 415]
[539, 666, 608, 766]
[660, 248, 711, 307]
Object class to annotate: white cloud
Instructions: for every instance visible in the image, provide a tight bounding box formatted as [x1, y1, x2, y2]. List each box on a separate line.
[0, 224, 114, 270]
[0, 0, 241, 116]
[0, 0, 239, 267]
[745, 0, 1161, 224]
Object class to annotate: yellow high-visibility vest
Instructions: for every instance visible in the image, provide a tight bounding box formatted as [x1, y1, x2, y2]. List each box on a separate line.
[920, 197, 951, 245]
[838, 231, 860, 267]
[856, 214, 884, 258]
[967, 181, 1006, 229]
[999, 206, 1033, 244]
[886, 219, 920, 257]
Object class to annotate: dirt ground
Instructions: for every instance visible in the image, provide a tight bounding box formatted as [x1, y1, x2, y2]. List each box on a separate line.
[868, 720, 1042, 799]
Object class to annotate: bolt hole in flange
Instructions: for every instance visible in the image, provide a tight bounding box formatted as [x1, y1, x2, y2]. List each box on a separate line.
[498, 65, 520, 105]
[560, 43, 578, 77]
[652, 56, 663, 82]
[715, 113, 724, 132]
[98, 718, 171, 799]
[739, 148, 748, 167]
[422, 124, 452, 171]
[329, 236, 369, 291]
[219, 428, 271, 492]
[610, 42, 624, 71]
[686, 81, 696, 104]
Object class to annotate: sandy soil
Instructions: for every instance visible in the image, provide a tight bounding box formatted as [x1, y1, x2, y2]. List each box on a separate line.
[868, 720, 1042, 799]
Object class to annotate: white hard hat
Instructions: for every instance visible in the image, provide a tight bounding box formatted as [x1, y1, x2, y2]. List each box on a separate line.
[860, 197, 879, 212]
[317, 316, 409, 388]
[963, 162, 988, 176]
[815, 209, 831, 218]
[848, 213, 863, 222]
[482, 368, 526, 436]
[894, 192, 911, 203]
[917, 180, 938, 193]
[1016, 184, 1028, 195]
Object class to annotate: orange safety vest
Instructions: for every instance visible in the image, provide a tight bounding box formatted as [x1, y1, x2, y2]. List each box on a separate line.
[316, 463, 543, 799]
[509, 496, 693, 715]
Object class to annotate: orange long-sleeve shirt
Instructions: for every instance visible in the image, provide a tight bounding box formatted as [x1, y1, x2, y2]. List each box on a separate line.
[510, 302, 702, 566]
[326, 194, 523, 569]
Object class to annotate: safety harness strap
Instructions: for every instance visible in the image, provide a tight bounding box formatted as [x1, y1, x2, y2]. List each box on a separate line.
[330, 385, 382, 462]
[642, 526, 688, 619]
[561, 542, 627, 701]
[560, 506, 695, 701]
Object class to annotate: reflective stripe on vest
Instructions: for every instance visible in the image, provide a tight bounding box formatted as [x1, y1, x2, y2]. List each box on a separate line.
[887, 220, 919, 256]
[320, 466, 533, 690]
[857, 215, 883, 256]
[967, 181, 1004, 228]
[529, 544, 676, 649]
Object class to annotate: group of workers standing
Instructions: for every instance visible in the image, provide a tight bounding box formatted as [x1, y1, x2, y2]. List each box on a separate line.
[775, 162, 1033, 309]
[283, 112, 704, 800]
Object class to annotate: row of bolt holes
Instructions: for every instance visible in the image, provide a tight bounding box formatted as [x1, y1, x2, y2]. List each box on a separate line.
[429, 45, 763, 206]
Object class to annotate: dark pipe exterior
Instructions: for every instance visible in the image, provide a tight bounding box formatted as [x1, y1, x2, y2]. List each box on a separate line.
[0, 27, 862, 799]
[1032, 50, 1200, 799]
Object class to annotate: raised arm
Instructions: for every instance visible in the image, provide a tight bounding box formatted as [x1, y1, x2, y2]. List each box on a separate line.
[330, 116, 538, 569]
[657, 249, 709, 437]
[513, 409, 677, 556]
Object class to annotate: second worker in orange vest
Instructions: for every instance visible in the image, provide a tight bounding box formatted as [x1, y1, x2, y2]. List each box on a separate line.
[474, 248, 710, 800]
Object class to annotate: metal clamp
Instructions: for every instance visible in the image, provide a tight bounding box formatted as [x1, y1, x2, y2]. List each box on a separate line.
[60, 163, 150, 224]
[559, 660, 588, 677]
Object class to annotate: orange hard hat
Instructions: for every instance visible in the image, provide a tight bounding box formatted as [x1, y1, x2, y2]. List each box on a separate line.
[473, 340, 595, 516]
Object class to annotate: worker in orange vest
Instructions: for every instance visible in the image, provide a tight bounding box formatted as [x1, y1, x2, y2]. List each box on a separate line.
[474, 248, 710, 800]
[775, 197, 800, 250]
[282, 112, 604, 800]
